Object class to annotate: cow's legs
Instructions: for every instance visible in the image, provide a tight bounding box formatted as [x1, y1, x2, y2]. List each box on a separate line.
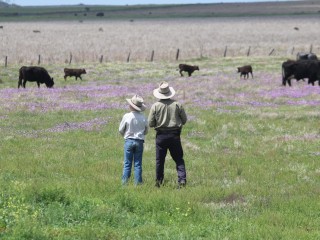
[308, 77, 315, 86]
[18, 79, 22, 88]
[23, 80, 27, 88]
[179, 70, 183, 77]
[282, 77, 286, 86]
[37, 81, 40, 88]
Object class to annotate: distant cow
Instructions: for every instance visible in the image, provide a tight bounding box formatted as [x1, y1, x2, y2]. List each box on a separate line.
[18, 66, 54, 89]
[282, 60, 320, 86]
[237, 65, 253, 79]
[96, 12, 104, 17]
[178, 64, 199, 77]
[296, 52, 318, 61]
[64, 68, 86, 80]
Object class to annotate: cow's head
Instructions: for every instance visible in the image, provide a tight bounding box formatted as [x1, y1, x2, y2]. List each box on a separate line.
[45, 78, 54, 88]
[194, 66, 199, 71]
[82, 69, 87, 74]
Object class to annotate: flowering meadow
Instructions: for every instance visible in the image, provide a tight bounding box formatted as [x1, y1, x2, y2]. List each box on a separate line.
[0, 57, 320, 239]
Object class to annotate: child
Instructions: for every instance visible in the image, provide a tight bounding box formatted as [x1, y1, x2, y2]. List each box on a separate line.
[119, 95, 148, 185]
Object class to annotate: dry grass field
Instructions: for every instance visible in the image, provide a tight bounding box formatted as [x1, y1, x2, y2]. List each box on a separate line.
[1, 15, 320, 65]
[1, 1, 320, 64]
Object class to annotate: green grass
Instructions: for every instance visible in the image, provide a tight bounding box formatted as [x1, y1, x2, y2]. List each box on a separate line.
[0, 57, 320, 239]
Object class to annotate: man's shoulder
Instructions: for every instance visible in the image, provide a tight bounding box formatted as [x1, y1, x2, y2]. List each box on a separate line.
[167, 99, 183, 107]
[151, 101, 161, 108]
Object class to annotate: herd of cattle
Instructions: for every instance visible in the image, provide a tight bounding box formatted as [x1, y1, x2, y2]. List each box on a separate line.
[16, 52, 320, 89]
[282, 52, 320, 86]
[18, 67, 87, 89]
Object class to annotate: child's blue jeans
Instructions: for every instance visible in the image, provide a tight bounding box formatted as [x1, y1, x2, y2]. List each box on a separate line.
[122, 138, 144, 185]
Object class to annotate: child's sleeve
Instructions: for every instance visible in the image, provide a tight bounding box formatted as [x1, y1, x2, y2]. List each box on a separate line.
[144, 117, 149, 135]
[119, 116, 126, 136]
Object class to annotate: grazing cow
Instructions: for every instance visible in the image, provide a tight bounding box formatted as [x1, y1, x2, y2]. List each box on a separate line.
[18, 66, 54, 89]
[64, 68, 86, 81]
[237, 65, 253, 79]
[296, 52, 318, 61]
[178, 64, 199, 77]
[282, 60, 320, 86]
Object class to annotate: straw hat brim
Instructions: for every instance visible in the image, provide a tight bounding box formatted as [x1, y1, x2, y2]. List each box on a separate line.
[126, 98, 146, 112]
[153, 87, 175, 99]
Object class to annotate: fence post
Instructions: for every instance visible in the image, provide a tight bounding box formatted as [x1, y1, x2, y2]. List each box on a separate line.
[291, 47, 295, 55]
[176, 49, 180, 61]
[38, 55, 41, 65]
[127, 52, 131, 62]
[224, 46, 228, 57]
[5, 56, 7, 68]
[99, 55, 103, 63]
[150, 50, 154, 62]
[69, 53, 72, 65]
[309, 44, 313, 53]
[247, 46, 251, 57]
[269, 49, 275, 56]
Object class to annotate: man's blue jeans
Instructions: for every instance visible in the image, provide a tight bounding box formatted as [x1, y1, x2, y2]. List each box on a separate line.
[122, 139, 144, 185]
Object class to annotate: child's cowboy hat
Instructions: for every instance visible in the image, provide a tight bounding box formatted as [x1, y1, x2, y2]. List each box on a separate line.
[126, 95, 146, 112]
[153, 81, 176, 99]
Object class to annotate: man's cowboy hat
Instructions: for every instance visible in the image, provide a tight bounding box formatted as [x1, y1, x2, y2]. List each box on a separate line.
[153, 81, 176, 99]
[126, 95, 146, 112]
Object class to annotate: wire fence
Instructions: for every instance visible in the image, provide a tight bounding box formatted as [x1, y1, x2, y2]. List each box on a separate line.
[3, 44, 317, 67]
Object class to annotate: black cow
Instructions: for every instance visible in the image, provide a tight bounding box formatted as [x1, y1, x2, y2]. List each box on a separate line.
[18, 66, 54, 89]
[283, 59, 307, 81]
[64, 68, 86, 80]
[237, 65, 253, 79]
[178, 64, 199, 77]
[282, 60, 320, 86]
[296, 52, 318, 61]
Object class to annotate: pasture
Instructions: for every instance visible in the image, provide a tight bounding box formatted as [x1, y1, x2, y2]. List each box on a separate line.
[0, 15, 320, 239]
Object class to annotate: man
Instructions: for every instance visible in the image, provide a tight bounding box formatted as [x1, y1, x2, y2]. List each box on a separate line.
[148, 81, 187, 188]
